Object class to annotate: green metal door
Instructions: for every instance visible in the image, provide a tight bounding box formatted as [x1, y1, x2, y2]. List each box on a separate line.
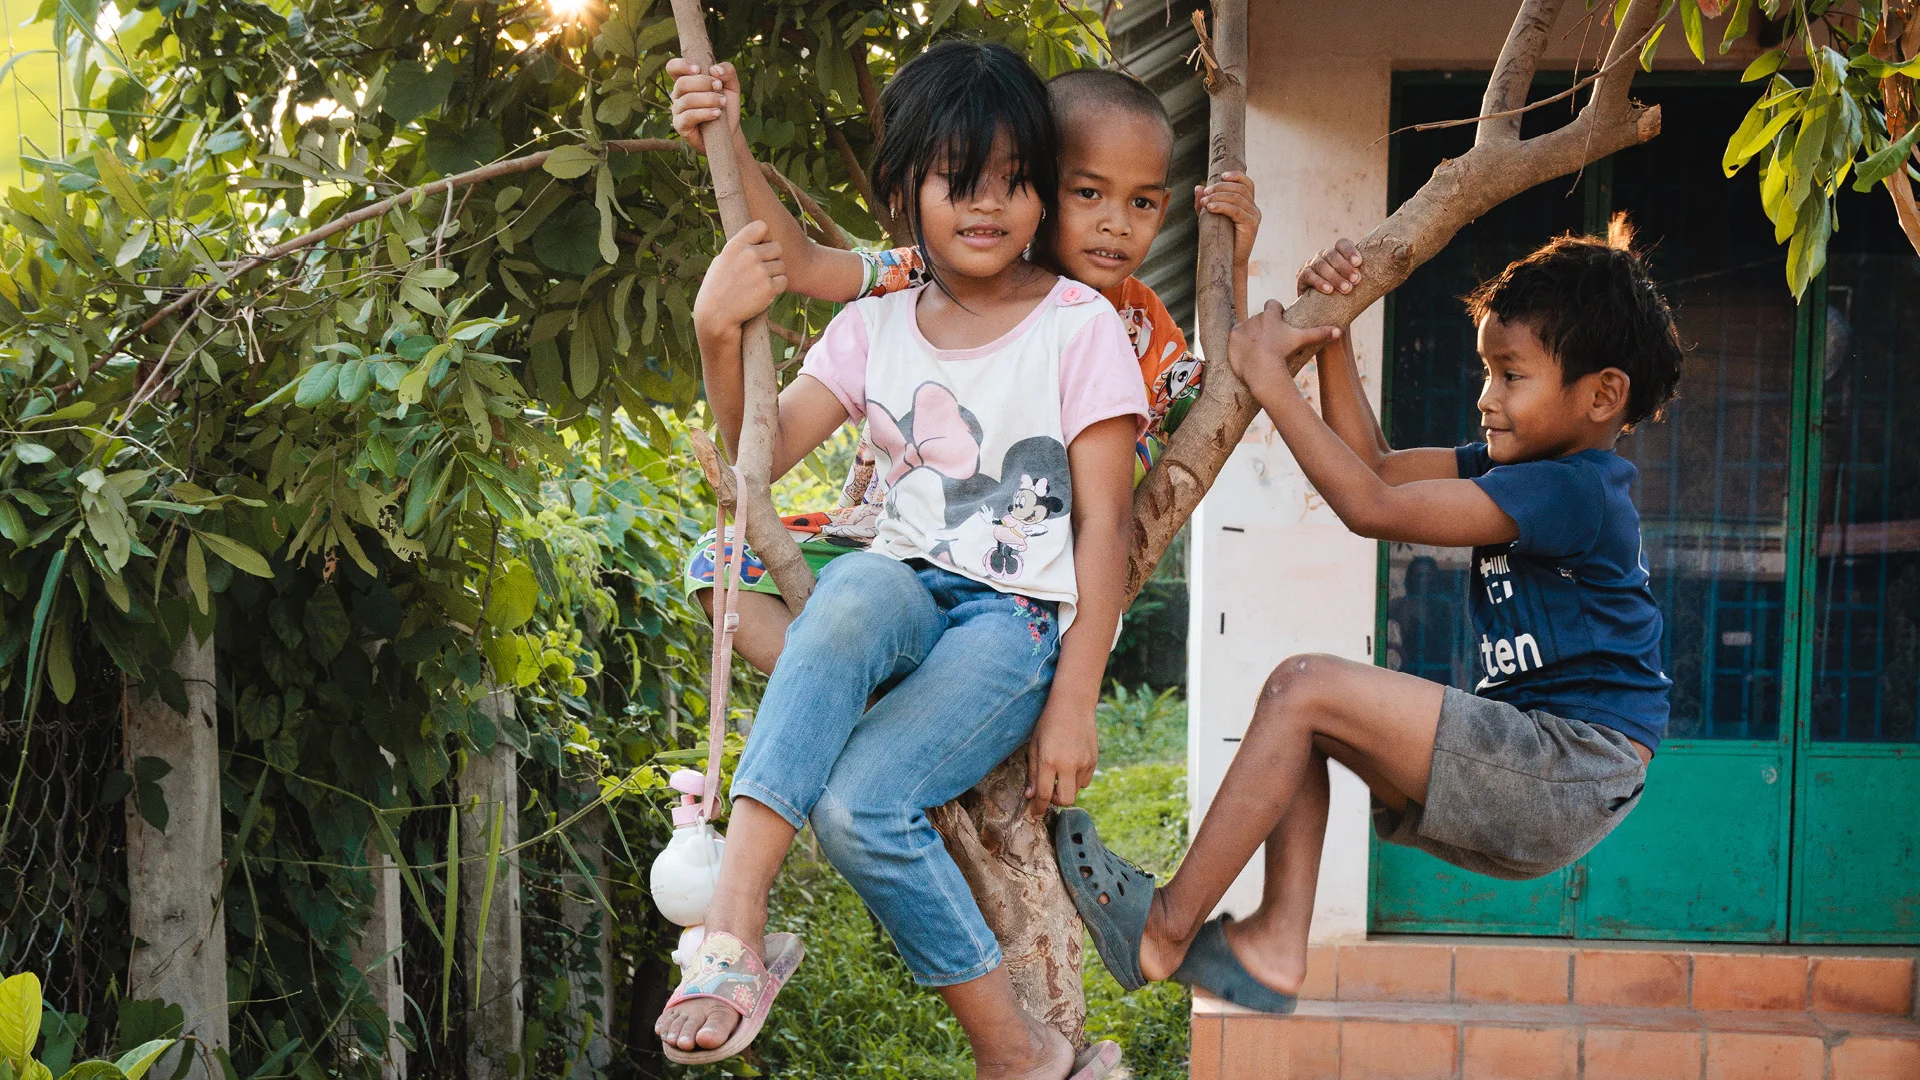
[1370, 78, 1809, 942]
[1787, 197, 1920, 943]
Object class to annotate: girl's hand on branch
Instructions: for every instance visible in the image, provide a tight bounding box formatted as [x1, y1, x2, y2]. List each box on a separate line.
[1228, 299, 1342, 398]
[1297, 238, 1364, 296]
[666, 58, 742, 155]
[1026, 698, 1099, 819]
[694, 220, 787, 333]
[1196, 171, 1261, 270]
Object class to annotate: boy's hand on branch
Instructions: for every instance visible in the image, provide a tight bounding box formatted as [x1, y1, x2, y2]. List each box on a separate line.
[1027, 699, 1099, 819]
[666, 58, 741, 155]
[1229, 299, 1342, 398]
[694, 219, 787, 333]
[1196, 171, 1261, 270]
[1297, 238, 1364, 296]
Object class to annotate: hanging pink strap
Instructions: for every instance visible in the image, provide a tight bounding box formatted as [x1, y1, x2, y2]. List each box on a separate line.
[701, 466, 748, 823]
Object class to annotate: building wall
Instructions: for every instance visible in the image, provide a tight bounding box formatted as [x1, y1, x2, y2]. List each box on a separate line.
[1189, 0, 1767, 941]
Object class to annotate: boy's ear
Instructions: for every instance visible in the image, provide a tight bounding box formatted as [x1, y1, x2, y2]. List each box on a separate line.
[1586, 368, 1632, 425]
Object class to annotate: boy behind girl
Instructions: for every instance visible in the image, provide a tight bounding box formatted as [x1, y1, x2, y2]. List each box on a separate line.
[668, 58, 1258, 677]
[1057, 225, 1681, 1014]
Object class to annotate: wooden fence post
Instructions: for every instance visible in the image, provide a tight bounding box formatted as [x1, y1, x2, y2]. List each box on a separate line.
[460, 691, 522, 1080]
[126, 625, 229, 1080]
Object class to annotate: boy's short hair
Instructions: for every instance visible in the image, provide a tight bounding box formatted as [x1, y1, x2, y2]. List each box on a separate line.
[1464, 214, 1684, 428]
[1047, 68, 1173, 145]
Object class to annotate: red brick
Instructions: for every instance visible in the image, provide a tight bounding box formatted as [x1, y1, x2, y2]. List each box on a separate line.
[1462, 1024, 1576, 1080]
[1810, 957, 1915, 1015]
[1703, 1031, 1823, 1080]
[1574, 949, 1690, 1009]
[1191, 1015, 1223, 1080]
[1691, 954, 1809, 1011]
[1454, 946, 1571, 1005]
[1220, 1014, 1335, 1080]
[1340, 1019, 1457, 1080]
[1830, 1035, 1920, 1080]
[1337, 943, 1453, 1004]
[1583, 1027, 1702, 1080]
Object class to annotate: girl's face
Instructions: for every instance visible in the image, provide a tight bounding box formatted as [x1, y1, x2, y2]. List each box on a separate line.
[916, 131, 1045, 282]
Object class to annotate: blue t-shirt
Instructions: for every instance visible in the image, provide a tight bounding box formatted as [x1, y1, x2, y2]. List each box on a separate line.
[1454, 444, 1671, 749]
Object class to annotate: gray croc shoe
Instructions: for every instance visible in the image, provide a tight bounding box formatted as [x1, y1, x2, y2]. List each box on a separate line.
[1051, 807, 1156, 991]
[1172, 917, 1298, 1015]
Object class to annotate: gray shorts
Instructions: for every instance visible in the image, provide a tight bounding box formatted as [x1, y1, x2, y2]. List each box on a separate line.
[1373, 687, 1648, 881]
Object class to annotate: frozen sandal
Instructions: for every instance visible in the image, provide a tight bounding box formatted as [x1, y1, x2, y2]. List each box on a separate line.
[1051, 807, 1156, 991]
[1172, 917, 1298, 1015]
[660, 930, 806, 1065]
[1069, 1039, 1124, 1078]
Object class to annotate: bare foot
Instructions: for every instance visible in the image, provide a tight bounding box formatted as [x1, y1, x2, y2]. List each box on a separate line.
[654, 926, 765, 1053]
[1136, 892, 1196, 984]
[972, 1016, 1074, 1080]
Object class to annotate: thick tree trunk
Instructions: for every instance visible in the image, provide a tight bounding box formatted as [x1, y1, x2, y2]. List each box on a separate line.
[347, 851, 406, 1080]
[460, 692, 521, 1080]
[126, 625, 228, 1080]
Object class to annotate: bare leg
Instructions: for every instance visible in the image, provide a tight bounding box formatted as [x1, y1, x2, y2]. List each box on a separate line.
[695, 588, 793, 675]
[937, 968, 1076, 1080]
[654, 797, 797, 1051]
[1138, 654, 1445, 981]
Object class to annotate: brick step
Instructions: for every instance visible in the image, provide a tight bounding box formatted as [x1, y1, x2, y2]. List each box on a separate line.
[1191, 992, 1920, 1080]
[1293, 939, 1916, 1014]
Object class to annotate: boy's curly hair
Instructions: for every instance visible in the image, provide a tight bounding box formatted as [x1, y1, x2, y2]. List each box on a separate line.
[1464, 213, 1684, 428]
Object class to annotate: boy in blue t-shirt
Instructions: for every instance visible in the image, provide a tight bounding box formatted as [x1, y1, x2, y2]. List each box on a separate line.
[1053, 224, 1683, 1015]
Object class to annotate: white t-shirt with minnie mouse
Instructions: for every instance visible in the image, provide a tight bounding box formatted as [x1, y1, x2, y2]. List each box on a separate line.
[800, 276, 1147, 633]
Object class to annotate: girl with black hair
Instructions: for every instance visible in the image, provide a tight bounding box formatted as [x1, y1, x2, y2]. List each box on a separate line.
[657, 40, 1140, 1079]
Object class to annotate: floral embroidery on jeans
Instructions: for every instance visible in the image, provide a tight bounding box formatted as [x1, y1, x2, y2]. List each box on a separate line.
[1012, 594, 1051, 653]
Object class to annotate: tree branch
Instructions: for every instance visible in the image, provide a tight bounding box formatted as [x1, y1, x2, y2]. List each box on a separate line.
[673, 0, 814, 615]
[1126, 0, 1666, 601]
[1479, 0, 1567, 145]
[51, 137, 683, 395]
[759, 161, 850, 249]
[852, 45, 883, 143]
[820, 106, 901, 244]
[1873, 0, 1920, 256]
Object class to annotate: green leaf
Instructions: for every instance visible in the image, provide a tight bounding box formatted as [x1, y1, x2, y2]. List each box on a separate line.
[439, 806, 459, 1036]
[483, 560, 538, 631]
[193, 532, 274, 578]
[1785, 191, 1830, 299]
[114, 223, 151, 267]
[302, 584, 351, 661]
[568, 327, 599, 398]
[1853, 123, 1920, 191]
[293, 360, 341, 408]
[1852, 53, 1920, 79]
[12, 442, 54, 464]
[1742, 47, 1785, 82]
[91, 149, 147, 219]
[542, 145, 598, 180]
[532, 203, 603, 276]
[0, 501, 24, 543]
[383, 60, 457, 125]
[0, 972, 42, 1071]
[1724, 102, 1800, 176]
[1638, 23, 1666, 71]
[470, 799, 504, 1003]
[424, 119, 504, 177]
[113, 1040, 175, 1080]
[59, 1062, 125, 1080]
[1680, 0, 1704, 62]
[46, 617, 73, 704]
[1719, 0, 1750, 54]
[336, 357, 371, 402]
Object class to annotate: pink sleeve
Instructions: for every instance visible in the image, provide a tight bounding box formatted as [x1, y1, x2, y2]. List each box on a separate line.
[1059, 308, 1149, 445]
[798, 306, 870, 421]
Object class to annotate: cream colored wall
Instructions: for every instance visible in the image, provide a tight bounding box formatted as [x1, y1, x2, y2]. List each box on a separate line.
[1186, 0, 1767, 942]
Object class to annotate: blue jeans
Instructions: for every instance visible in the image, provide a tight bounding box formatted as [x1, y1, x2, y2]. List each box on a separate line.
[730, 552, 1061, 986]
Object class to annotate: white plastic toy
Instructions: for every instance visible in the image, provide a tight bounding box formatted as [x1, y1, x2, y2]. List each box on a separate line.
[651, 769, 726, 967]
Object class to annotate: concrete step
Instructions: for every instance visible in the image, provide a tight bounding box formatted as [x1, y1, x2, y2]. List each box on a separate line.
[1191, 992, 1920, 1079]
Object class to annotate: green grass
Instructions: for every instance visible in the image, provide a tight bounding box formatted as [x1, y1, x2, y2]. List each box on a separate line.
[671, 691, 1190, 1078]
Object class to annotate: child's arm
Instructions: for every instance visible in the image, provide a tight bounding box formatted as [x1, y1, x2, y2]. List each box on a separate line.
[670, 59, 869, 304]
[1026, 415, 1136, 819]
[1196, 171, 1259, 321]
[1298, 240, 1466, 486]
[694, 221, 848, 477]
[1230, 301, 1520, 548]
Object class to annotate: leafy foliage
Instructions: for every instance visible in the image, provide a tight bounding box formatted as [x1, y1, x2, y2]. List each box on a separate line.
[1662, 0, 1919, 295]
[0, 0, 1108, 1076]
